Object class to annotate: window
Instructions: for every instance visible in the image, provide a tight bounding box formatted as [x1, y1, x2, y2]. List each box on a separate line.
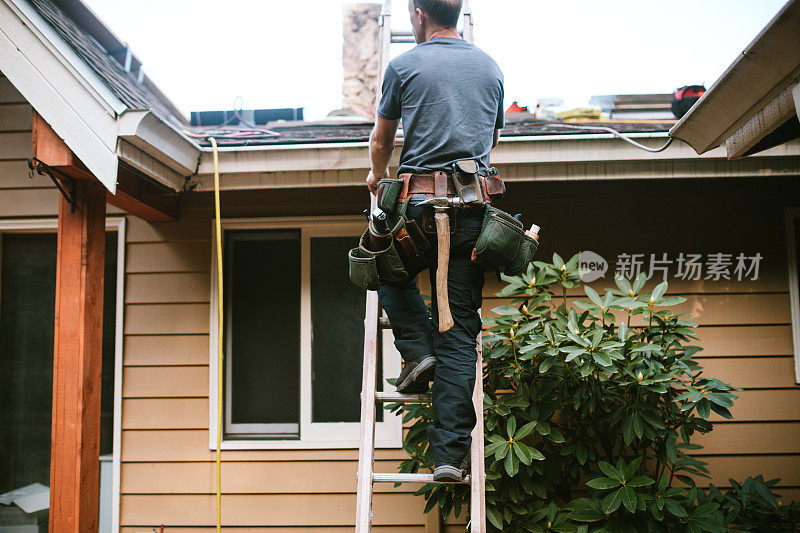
[210, 217, 402, 449]
[0, 219, 124, 499]
[787, 208, 800, 384]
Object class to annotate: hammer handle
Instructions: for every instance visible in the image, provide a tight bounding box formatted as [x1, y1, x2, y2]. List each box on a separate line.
[434, 211, 454, 332]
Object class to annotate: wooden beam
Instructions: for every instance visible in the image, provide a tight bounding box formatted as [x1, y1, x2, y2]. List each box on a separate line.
[50, 178, 106, 533]
[32, 110, 93, 180]
[33, 110, 179, 221]
[106, 163, 179, 222]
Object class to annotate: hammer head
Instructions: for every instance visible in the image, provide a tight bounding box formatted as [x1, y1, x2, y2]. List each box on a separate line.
[415, 196, 463, 208]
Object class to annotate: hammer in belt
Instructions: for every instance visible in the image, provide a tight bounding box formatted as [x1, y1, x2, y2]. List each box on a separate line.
[417, 172, 463, 333]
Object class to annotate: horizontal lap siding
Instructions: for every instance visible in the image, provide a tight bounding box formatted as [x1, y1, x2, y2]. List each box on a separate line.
[119, 171, 800, 529]
[0, 75, 56, 217]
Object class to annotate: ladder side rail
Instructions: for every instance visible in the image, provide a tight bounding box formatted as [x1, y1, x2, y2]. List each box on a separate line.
[355, 195, 382, 532]
[375, 0, 393, 109]
[462, 0, 474, 44]
[470, 322, 486, 532]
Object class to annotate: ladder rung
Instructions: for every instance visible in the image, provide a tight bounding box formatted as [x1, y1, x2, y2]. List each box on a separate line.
[390, 32, 415, 44]
[375, 392, 431, 403]
[372, 472, 470, 484]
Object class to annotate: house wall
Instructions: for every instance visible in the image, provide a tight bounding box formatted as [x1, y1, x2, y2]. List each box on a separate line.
[119, 176, 800, 531]
[2, 71, 799, 530]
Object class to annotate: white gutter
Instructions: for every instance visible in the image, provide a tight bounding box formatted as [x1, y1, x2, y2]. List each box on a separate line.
[669, 0, 800, 154]
[117, 109, 201, 177]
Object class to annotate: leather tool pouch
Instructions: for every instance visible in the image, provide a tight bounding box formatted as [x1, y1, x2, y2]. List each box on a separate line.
[377, 178, 404, 214]
[472, 205, 539, 276]
[348, 217, 434, 290]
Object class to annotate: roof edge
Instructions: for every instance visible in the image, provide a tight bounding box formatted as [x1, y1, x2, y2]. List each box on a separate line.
[670, 0, 800, 154]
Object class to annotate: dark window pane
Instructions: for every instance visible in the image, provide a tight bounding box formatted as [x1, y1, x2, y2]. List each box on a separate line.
[311, 236, 382, 423]
[226, 231, 300, 436]
[0, 232, 117, 493]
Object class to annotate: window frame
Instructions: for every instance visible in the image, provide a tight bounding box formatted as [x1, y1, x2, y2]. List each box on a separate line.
[786, 207, 800, 384]
[0, 216, 126, 533]
[209, 216, 403, 450]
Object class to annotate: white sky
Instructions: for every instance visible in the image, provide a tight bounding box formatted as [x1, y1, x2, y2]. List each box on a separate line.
[81, 0, 788, 121]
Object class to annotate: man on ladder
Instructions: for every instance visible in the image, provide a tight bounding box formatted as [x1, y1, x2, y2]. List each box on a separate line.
[366, 0, 505, 483]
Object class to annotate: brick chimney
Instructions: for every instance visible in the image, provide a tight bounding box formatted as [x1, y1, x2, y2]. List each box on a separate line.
[342, 3, 381, 119]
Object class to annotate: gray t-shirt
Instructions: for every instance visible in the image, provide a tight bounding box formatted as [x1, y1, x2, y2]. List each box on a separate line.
[377, 37, 504, 175]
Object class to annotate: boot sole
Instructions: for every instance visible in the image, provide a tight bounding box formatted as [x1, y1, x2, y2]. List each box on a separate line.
[396, 356, 437, 393]
[433, 464, 468, 482]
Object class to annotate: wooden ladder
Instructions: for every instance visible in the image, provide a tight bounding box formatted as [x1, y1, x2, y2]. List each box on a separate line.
[356, 3, 484, 530]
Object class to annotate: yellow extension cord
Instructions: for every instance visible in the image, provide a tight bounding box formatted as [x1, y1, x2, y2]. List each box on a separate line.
[211, 137, 223, 533]
[180, 132, 223, 532]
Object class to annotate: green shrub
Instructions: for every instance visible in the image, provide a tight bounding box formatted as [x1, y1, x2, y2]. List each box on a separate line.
[388, 253, 798, 532]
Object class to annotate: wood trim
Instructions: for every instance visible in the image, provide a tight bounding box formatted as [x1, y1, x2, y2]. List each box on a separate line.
[786, 207, 800, 383]
[106, 163, 179, 222]
[31, 110, 93, 179]
[50, 178, 106, 531]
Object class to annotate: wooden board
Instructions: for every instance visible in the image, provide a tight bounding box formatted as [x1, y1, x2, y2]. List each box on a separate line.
[50, 179, 106, 531]
[125, 272, 211, 304]
[124, 335, 210, 366]
[120, 493, 428, 527]
[124, 303, 209, 335]
[698, 356, 799, 389]
[126, 241, 211, 273]
[122, 366, 208, 398]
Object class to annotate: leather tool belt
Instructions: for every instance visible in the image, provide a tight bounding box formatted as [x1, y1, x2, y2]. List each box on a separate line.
[395, 170, 506, 204]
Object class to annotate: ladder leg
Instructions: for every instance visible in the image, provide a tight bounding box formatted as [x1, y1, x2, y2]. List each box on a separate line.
[356, 289, 380, 531]
[470, 326, 486, 532]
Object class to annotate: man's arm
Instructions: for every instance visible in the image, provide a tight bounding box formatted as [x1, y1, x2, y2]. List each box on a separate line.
[492, 129, 501, 149]
[366, 116, 400, 194]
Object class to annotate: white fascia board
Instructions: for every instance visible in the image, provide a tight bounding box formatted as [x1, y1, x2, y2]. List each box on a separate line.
[117, 110, 201, 177]
[0, 0, 122, 192]
[199, 133, 730, 176]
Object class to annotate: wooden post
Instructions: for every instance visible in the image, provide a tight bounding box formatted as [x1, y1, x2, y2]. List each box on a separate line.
[50, 178, 106, 533]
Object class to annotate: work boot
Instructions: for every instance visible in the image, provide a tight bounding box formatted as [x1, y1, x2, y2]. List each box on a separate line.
[433, 457, 469, 483]
[395, 356, 436, 394]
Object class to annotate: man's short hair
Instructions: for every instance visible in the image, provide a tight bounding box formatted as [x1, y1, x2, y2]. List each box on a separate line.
[414, 0, 463, 28]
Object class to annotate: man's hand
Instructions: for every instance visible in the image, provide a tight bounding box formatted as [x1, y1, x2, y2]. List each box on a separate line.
[366, 169, 389, 194]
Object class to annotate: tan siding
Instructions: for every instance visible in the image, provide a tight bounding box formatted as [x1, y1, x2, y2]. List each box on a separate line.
[125, 272, 211, 303]
[120, 493, 427, 527]
[0, 75, 26, 103]
[126, 241, 211, 273]
[124, 303, 209, 335]
[124, 335, 210, 366]
[122, 366, 208, 398]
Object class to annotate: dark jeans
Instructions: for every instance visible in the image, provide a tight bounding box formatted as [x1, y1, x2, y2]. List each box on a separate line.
[378, 200, 485, 466]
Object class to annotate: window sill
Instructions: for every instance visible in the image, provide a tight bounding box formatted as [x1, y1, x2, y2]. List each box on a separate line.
[213, 438, 403, 450]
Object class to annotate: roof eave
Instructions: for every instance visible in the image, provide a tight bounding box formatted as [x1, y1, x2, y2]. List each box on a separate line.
[669, 0, 800, 155]
[0, 0, 126, 192]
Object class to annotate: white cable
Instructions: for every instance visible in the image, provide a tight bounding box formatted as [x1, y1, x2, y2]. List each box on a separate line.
[548, 123, 676, 153]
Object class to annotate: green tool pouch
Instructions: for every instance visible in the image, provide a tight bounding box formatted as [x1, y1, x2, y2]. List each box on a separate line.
[472, 205, 539, 276]
[348, 227, 409, 291]
[376, 178, 404, 214]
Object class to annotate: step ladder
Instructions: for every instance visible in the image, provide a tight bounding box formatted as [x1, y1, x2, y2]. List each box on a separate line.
[356, 3, 485, 530]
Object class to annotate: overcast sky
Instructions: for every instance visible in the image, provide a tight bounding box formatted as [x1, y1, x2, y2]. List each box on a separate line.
[82, 0, 787, 121]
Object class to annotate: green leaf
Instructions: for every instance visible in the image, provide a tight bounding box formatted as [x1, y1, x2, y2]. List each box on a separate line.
[627, 476, 655, 487]
[492, 306, 521, 316]
[652, 281, 668, 301]
[495, 441, 510, 461]
[706, 392, 735, 407]
[487, 506, 503, 529]
[504, 447, 519, 476]
[663, 498, 687, 517]
[586, 477, 620, 490]
[568, 509, 605, 522]
[514, 421, 538, 440]
[592, 351, 613, 367]
[585, 285, 603, 307]
[602, 487, 624, 514]
[507, 416, 517, 437]
[598, 461, 621, 481]
[513, 442, 533, 465]
[621, 485, 637, 513]
[696, 398, 711, 419]
[484, 440, 506, 457]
